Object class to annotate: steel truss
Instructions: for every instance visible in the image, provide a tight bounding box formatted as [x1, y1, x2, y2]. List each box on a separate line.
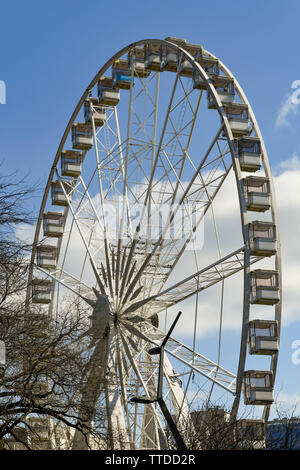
[27, 38, 281, 449]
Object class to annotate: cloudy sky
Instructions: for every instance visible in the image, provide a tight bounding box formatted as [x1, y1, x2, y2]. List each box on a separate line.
[1, 0, 300, 418]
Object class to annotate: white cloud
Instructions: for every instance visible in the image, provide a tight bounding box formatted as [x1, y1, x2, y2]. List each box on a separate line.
[161, 157, 300, 345]
[271, 392, 300, 417]
[275, 92, 299, 127]
[15, 159, 300, 331]
[14, 222, 36, 246]
[277, 153, 300, 172]
[273, 162, 300, 325]
[12, 155, 300, 412]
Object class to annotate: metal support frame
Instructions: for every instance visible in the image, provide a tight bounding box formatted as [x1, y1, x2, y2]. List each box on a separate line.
[130, 312, 187, 450]
[26, 37, 281, 449]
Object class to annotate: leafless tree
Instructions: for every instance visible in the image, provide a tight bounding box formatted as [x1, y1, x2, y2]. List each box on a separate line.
[0, 296, 108, 450]
[169, 404, 266, 450]
[1, 173, 298, 451]
[0, 173, 106, 450]
[266, 395, 300, 450]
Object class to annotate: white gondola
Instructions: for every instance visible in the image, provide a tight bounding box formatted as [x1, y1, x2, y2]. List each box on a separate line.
[161, 38, 186, 72]
[248, 221, 277, 257]
[43, 211, 64, 238]
[97, 76, 120, 106]
[243, 370, 274, 405]
[28, 417, 50, 442]
[128, 46, 151, 78]
[224, 103, 250, 137]
[207, 76, 235, 109]
[51, 180, 72, 207]
[192, 407, 230, 424]
[193, 56, 219, 90]
[112, 59, 133, 90]
[235, 420, 265, 449]
[144, 43, 161, 71]
[179, 42, 203, 77]
[237, 136, 261, 171]
[243, 176, 270, 212]
[84, 98, 106, 127]
[72, 123, 93, 151]
[36, 245, 57, 269]
[160, 44, 179, 72]
[61, 150, 83, 177]
[164, 36, 187, 46]
[250, 269, 280, 305]
[248, 319, 279, 355]
[31, 279, 52, 304]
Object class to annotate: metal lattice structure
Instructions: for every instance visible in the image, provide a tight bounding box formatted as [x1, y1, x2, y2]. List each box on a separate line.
[27, 38, 282, 450]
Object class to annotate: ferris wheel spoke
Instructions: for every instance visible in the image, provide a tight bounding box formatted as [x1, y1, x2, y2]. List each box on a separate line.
[119, 338, 158, 445]
[34, 263, 95, 302]
[121, 320, 156, 344]
[130, 91, 203, 297]
[121, 245, 257, 317]
[115, 78, 203, 306]
[89, 329, 130, 449]
[92, 107, 127, 205]
[72, 337, 109, 449]
[112, 106, 134, 290]
[118, 71, 183, 301]
[133, 71, 157, 104]
[120, 127, 233, 305]
[94, 106, 149, 304]
[105, 383, 130, 449]
[120, 62, 135, 237]
[122, 321, 237, 394]
[147, 249, 264, 315]
[115, 336, 135, 449]
[94, 109, 121, 160]
[118, 328, 160, 431]
[119, 340, 161, 439]
[150, 135, 231, 289]
[54, 173, 107, 293]
[125, 147, 153, 199]
[139, 351, 161, 449]
[155, 78, 200, 187]
[74, 329, 128, 449]
[146, 78, 201, 210]
[118, 73, 159, 215]
[131, 107, 155, 143]
[162, 353, 193, 432]
[119, 330, 168, 448]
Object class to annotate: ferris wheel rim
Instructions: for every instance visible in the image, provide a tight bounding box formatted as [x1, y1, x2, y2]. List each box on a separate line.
[27, 38, 282, 445]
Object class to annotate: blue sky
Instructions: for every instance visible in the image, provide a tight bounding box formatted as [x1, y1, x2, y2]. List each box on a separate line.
[1, 0, 299, 180]
[1, 0, 300, 419]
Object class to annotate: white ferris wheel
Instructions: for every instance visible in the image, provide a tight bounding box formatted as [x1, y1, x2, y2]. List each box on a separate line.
[27, 37, 282, 450]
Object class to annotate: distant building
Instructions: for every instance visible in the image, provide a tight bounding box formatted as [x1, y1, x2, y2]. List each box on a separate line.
[266, 418, 300, 450]
[3, 418, 105, 450]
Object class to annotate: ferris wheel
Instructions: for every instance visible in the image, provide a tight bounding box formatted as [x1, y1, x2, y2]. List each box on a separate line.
[27, 37, 282, 450]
